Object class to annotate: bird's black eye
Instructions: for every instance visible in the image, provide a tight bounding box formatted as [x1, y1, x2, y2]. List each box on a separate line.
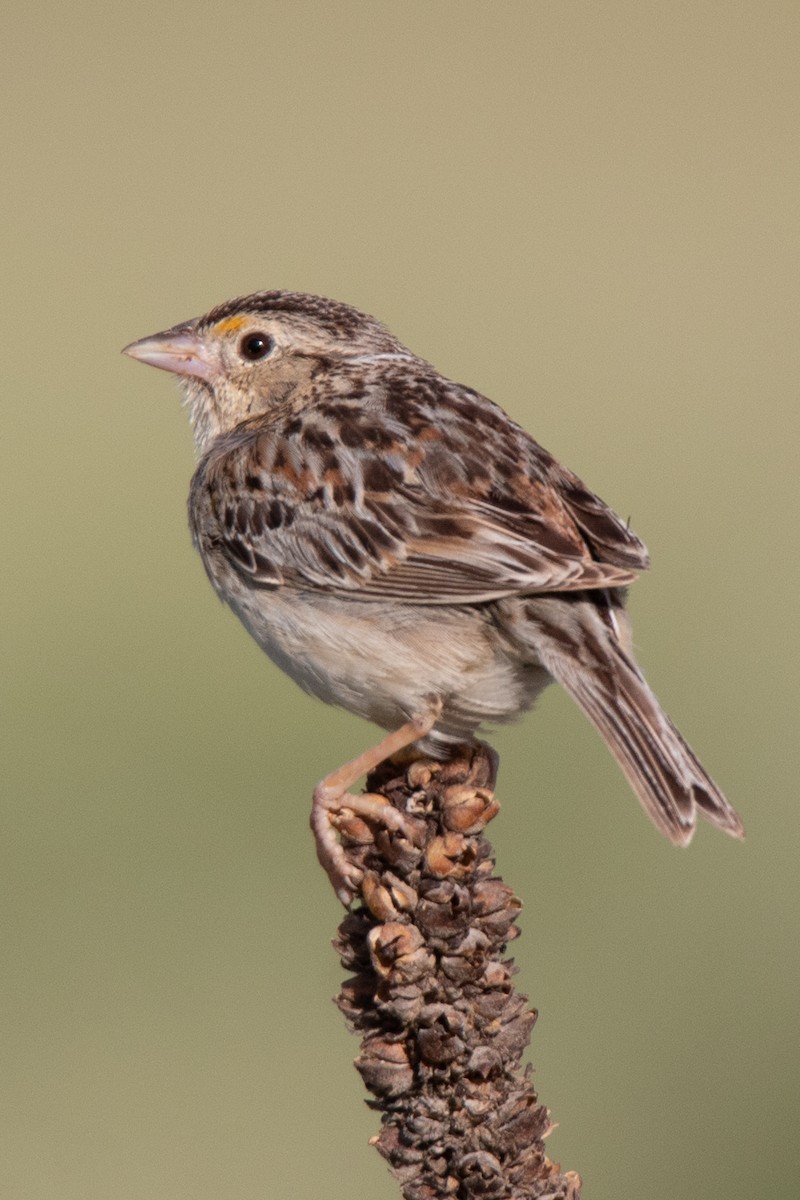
[239, 331, 274, 361]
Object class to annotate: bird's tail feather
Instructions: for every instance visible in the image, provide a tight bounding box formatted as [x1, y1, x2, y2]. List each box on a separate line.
[525, 597, 744, 844]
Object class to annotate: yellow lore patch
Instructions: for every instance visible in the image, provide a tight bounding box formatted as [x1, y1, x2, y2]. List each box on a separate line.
[214, 315, 248, 335]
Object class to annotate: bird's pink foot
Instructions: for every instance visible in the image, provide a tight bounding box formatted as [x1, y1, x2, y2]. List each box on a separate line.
[310, 706, 441, 905]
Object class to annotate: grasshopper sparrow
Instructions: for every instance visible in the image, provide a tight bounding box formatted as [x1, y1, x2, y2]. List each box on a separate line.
[124, 291, 743, 902]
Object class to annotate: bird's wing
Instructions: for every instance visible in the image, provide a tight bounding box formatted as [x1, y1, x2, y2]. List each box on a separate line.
[190, 374, 649, 604]
[554, 467, 650, 571]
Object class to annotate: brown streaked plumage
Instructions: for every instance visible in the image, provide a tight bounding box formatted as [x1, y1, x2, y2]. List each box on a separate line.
[124, 290, 743, 903]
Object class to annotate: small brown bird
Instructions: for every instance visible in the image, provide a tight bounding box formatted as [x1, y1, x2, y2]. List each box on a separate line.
[124, 291, 743, 902]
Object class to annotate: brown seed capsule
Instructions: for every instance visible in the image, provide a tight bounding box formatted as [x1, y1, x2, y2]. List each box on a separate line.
[368, 922, 434, 984]
[356, 1037, 414, 1098]
[336, 813, 375, 845]
[440, 784, 500, 833]
[362, 871, 400, 921]
[384, 872, 418, 912]
[425, 832, 478, 879]
[406, 759, 436, 789]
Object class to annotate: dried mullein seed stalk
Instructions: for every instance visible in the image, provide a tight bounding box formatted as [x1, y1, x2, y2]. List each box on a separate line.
[333, 745, 581, 1200]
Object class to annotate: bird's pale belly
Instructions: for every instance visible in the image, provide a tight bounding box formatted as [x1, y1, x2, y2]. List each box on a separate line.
[226, 583, 550, 749]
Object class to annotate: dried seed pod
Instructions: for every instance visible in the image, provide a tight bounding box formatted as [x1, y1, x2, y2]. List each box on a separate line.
[362, 871, 402, 921]
[425, 832, 478, 879]
[440, 784, 501, 833]
[356, 1037, 415, 1098]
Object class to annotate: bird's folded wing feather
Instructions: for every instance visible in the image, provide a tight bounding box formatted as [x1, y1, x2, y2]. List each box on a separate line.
[191, 364, 652, 604]
[554, 467, 650, 571]
[191, 387, 649, 604]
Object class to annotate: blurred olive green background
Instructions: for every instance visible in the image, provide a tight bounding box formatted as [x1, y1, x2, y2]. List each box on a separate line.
[3, 2, 798, 1197]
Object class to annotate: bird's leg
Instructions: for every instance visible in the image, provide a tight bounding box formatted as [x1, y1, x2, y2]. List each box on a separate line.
[311, 704, 442, 905]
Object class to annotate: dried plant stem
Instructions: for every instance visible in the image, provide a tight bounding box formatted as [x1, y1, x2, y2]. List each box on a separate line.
[332, 744, 582, 1200]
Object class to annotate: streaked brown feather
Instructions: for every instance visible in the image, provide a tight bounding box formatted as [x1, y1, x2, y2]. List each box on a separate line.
[515, 594, 743, 844]
[190, 359, 646, 604]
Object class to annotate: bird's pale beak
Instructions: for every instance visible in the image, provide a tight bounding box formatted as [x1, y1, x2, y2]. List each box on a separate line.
[122, 321, 219, 382]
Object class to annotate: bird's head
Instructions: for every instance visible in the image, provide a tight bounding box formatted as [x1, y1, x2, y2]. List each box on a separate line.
[123, 290, 409, 452]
